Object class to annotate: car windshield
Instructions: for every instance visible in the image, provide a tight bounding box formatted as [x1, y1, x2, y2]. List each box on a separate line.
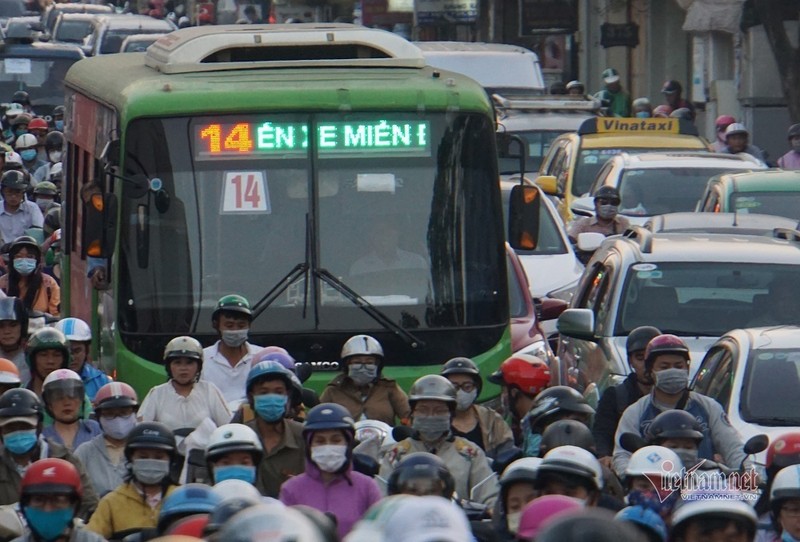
[618, 167, 738, 217]
[731, 191, 800, 220]
[615, 263, 800, 335]
[0, 56, 78, 111]
[500, 185, 567, 255]
[740, 348, 800, 426]
[0, 0, 23, 19]
[55, 20, 93, 42]
[123, 38, 156, 52]
[498, 130, 564, 174]
[101, 28, 163, 54]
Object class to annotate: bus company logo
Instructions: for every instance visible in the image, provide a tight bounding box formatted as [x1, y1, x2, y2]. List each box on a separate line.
[642, 459, 760, 502]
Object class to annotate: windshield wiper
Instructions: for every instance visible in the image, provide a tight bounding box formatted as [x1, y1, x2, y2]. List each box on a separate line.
[251, 262, 309, 319]
[315, 268, 425, 349]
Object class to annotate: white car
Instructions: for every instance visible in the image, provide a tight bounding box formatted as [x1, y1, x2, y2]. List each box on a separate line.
[571, 152, 767, 225]
[691, 327, 800, 464]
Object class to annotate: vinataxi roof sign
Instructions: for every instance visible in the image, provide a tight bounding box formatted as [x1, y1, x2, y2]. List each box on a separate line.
[519, 0, 578, 34]
[600, 22, 640, 48]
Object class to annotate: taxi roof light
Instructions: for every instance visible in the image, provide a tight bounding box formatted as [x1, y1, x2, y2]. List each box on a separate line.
[577, 117, 699, 137]
[145, 23, 426, 74]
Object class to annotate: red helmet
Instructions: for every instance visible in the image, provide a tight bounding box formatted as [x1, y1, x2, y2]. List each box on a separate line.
[27, 118, 48, 132]
[93, 381, 138, 411]
[489, 354, 551, 395]
[715, 115, 736, 130]
[165, 514, 209, 537]
[766, 433, 800, 471]
[644, 334, 690, 366]
[21, 458, 82, 499]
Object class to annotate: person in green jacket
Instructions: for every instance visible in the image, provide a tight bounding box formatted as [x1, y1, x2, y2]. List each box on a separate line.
[594, 68, 631, 117]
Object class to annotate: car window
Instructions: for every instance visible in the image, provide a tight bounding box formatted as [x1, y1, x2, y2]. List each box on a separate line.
[589, 160, 616, 196]
[615, 262, 800, 335]
[54, 19, 93, 42]
[540, 140, 564, 176]
[0, 0, 24, 19]
[507, 253, 528, 320]
[576, 263, 606, 309]
[730, 191, 800, 220]
[593, 258, 617, 334]
[498, 130, 563, 174]
[740, 348, 800, 425]
[701, 348, 735, 409]
[700, 187, 719, 212]
[618, 168, 743, 217]
[693, 347, 726, 395]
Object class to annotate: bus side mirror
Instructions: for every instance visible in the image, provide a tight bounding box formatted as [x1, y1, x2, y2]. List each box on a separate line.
[508, 184, 540, 250]
[82, 192, 118, 259]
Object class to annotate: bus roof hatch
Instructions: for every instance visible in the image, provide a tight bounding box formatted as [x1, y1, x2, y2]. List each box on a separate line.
[145, 23, 427, 74]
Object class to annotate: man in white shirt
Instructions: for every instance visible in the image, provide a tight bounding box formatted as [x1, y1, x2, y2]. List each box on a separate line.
[201, 294, 263, 409]
[0, 170, 43, 246]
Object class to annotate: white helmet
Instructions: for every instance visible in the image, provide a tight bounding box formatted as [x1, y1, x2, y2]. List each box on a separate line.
[671, 498, 757, 533]
[724, 122, 749, 138]
[500, 457, 543, 482]
[341, 334, 384, 360]
[380, 496, 472, 542]
[4, 152, 22, 167]
[163, 336, 203, 361]
[42, 368, 82, 390]
[217, 504, 327, 542]
[206, 423, 264, 463]
[770, 464, 800, 503]
[355, 419, 396, 447]
[537, 445, 604, 490]
[212, 479, 265, 503]
[54, 318, 92, 342]
[625, 445, 683, 479]
[49, 162, 62, 181]
[14, 133, 37, 151]
[42, 369, 84, 410]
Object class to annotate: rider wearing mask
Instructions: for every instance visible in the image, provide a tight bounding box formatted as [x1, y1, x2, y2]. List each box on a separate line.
[279, 403, 382, 538]
[16, 458, 106, 542]
[54, 317, 111, 402]
[14, 133, 45, 176]
[441, 357, 514, 460]
[200, 295, 263, 408]
[0, 297, 29, 383]
[0, 388, 98, 519]
[622, 445, 683, 521]
[492, 458, 541, 539]
[204, 423, 263, 485]
[567, 186, 630, 253]
[40, 368, 101, 451]
[632, 97, 652, 118]
[488, 354, 551, 447]
[87, 421, 178, 540]
[671, 498, 757, 542]
[32, 181, 59, 214]
[778, 124, 800, 170]
[522, 386, 595, 458]
[712, 115, 736, 152]
[0, 172, 43, 248]
[74, 382, 140, 497]
[533, 445, 604, 507]
[769, 465, 800, 542]
[379, 375, 500, 507]
[612, 334, 748, 474]
[33, 130, 64, 186]
[320, 334, 410, 426]
[242, 359, 305, 498]
[0, 235, 59, 317]
[25, 327, 71, 399]
[721, 123, 767, 163]
[593, 326, 661, 463]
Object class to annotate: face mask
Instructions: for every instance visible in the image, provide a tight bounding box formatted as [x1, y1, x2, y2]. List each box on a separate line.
[597, 204, 618, 220]
[221, 329, 248, 348]
[132, 458, 170, 485]
[654, 367, 689, 394]
[100, 414, 137, 440]
[23, 506, 73, 541]
[783, 530, 800, 542]
[627, 489, 677, 517]
[253, 393, 287, 422]
[412, 414, 451, 441]
[13, 258, 37, 276]
[635, 111, 650, 118]
[348, 364, 378, 386]
[214, 464, 256, 484]
[674, 447, 699, 466]
[36, 197, 52, 211]
[14, 129, 26, 137]
[4, 429, 37, 454]
[455, 389, 478, 411]
[48, 151, 62, 163]
[20, 149, 36, 162]
[521, 425, 542, 457]
[506, 511, 521, 534]
[311, 444, 348, 473]
[54, 120, 64, 132]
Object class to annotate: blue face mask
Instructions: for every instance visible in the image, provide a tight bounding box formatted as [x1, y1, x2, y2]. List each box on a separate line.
[4, 429, 37, 454]
[627, 489, 677, 518]
[20, 149, 36, 162]
[14, 129, 26, 138]
[783, 530, 800, 542]
[214, 464, 256, 484]
[253, 393, 287, 422]
[23, 506, 73, 541]
[635, 111, 651, 118]
[13, 258, 37, 276]
[54, 120, 64, 131]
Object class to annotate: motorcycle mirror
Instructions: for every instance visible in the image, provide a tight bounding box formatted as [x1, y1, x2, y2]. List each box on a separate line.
[743, 434, 769, 456]
[620, 432, 647, 453]
[294, 362, 312, 383]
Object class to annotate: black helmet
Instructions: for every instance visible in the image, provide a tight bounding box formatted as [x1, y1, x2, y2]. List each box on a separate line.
[788, 123, 800, 140]
[626, 326, 661, 354]
[646, 410, 703, 443]
[1, 170, 28, 191]
[537, 509, 643, 542]
[203, 498, 259, 538]
[11, 91, 29, 106]
[592, 185, 621, 202]
[303, 403, 355, 436]
[539, 419, 596, 455]
[0, 297, 28, 337]
[440, 357, 482, 394]
[408, 375, 457, 406]
[44, 131, 64, 153]
[125, 421, 177, 460]
[526, 386, 595, 430]
[387, 452, 455, 499]
[0, 388, 43, 422]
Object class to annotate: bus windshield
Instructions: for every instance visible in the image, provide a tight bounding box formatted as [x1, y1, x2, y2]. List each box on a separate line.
[117, 112, 507, 362]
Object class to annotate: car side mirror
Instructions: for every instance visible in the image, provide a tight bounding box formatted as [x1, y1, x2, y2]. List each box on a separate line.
[535, 175, 560, 196]
[508, 184, 541, 251]
[556, 308, 596, 340]
[743, 434, 769, 456]
[619, 432, 647, 453]
[576, 232, 605, 252]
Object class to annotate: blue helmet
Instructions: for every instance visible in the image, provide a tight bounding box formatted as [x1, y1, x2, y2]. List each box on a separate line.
[245, 359, 302, 400]
[158, 483, 222, 533]
[303, 403, 355, 436]
[615, 506, 667, 542]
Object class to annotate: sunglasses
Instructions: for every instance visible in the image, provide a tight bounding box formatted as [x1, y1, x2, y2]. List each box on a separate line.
[596, 198, 620, 206]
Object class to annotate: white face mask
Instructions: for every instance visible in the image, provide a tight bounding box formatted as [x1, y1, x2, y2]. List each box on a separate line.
[507, 511, 522, 534]
[455, 389, 477, 411]
[310, 444, 348, 473]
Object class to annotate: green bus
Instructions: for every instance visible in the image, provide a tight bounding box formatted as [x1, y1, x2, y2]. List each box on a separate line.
[61, 24, 536, 399]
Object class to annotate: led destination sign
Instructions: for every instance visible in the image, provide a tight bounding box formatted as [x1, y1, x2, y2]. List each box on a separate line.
[195, 120, 431, 159]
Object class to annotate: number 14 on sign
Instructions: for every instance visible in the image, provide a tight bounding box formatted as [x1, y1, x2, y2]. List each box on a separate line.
[222, 172, 271, 213]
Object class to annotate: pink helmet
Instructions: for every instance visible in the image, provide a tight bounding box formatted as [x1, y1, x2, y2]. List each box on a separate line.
[517, 495, 584, 539]
[652, 105, 673, 118]
[715, 115, 736, 130]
